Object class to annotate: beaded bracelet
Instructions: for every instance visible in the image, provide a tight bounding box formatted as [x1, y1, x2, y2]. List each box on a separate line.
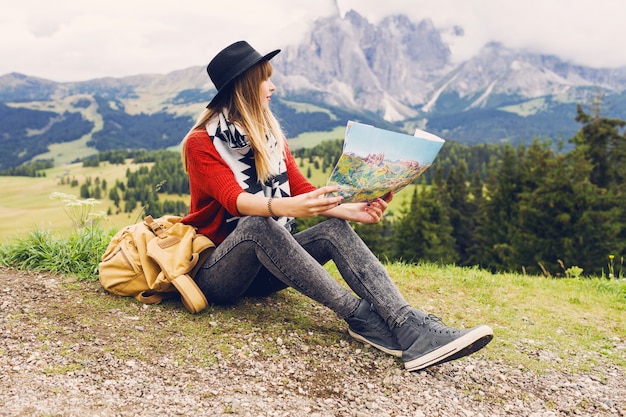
[267, 197, 276, 217]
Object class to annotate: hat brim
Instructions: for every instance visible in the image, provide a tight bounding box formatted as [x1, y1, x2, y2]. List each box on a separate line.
[206, 49, 280, 109]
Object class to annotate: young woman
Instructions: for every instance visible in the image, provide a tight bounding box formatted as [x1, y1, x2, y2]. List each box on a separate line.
[181, 40, 493, 371]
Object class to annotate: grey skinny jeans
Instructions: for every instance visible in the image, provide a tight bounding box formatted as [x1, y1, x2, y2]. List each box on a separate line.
[194, 216, 412, 327]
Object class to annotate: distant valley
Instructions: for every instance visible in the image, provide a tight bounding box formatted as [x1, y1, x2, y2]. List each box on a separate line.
[1, 10, 626, 170]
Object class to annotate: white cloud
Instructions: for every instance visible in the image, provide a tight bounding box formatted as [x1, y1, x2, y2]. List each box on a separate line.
[343, 0, 626, 68]
[0, 0, 625, 82]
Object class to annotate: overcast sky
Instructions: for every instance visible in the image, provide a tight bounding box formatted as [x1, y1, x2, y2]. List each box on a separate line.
[2, 0, 625, 82]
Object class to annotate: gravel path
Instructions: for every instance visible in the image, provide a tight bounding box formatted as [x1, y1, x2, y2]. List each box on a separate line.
[1, 267, 624, 417]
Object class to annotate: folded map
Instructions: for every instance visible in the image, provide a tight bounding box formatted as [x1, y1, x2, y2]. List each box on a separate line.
[326, 121, 445, 203]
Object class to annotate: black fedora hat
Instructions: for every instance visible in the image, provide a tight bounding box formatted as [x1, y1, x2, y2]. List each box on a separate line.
[206, 40, 280, 108]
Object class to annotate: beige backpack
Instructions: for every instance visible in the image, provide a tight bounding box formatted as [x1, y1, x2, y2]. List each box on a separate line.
[98, 215, 214, 313]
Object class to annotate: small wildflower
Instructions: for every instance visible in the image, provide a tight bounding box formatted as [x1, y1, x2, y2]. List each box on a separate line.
[50, 192, 78, 202]
[88, 211, 107, 221]
[565, 266, 583, 278]
[607, 254, 616, 279]
[50, 192, 105, 229]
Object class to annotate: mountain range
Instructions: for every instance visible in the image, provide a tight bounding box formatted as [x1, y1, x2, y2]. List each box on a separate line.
[1, 9, 626, 170]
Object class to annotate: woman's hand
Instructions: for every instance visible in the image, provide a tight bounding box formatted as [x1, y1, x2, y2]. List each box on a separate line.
[236, 187, 393, 223]
[284, 186, 344, 218]
[236, 185, 344, 218]
[322, 191, 393, 224]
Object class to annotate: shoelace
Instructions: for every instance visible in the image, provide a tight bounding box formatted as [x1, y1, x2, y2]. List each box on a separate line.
[422, 314, 460, 335]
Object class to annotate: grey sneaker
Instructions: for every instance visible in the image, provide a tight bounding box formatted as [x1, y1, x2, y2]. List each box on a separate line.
[401, 312, 493, 371]
[345, 299, 402, 357]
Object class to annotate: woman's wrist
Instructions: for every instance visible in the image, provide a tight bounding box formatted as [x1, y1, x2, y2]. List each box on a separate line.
[267, 197, 277, 217]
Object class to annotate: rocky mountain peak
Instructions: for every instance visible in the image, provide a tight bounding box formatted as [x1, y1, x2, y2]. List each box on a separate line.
[273, 10, 626, 120]
[273, 10, 454, 120]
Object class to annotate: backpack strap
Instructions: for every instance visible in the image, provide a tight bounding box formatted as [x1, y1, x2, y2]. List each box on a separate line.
[145, 215, 181, 248]
[144, 215, 164, 236]
[136, 290, 179, 304]
[171, 274, 208, 314]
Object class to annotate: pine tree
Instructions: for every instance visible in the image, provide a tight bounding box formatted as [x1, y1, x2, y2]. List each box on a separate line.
[511, 139, 577, 274]
[427, 167, 457, 264]
[562, 145, 623, 276]
[569, 105, 626, 274]
[353, 217, 394, 261]
[573, 104, 626, 189]
[393, 175, 457, 265]
[445, 161, 475, 265]
[473, 145, 521, 272]
[393, 188, 424, 262]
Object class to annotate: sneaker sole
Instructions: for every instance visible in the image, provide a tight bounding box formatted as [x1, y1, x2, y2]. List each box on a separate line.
[404, 325, 493, 371]
[432, 332, 494, 367]
[348, 328, 403, 357]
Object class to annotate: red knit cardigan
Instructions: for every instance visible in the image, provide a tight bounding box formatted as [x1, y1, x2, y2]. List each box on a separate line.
[181, 128, 317, 244]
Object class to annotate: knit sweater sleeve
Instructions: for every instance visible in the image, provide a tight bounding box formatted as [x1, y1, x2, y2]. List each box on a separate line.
[185, 129, 244, 215]
[181, 129, 245, 243]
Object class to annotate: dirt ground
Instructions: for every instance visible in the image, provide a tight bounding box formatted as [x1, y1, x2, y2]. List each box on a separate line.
[1, 266, 625, 417]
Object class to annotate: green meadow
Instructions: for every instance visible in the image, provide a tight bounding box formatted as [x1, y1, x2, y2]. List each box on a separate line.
[0, 142, 417, 241]
[0, 160, 155, 241]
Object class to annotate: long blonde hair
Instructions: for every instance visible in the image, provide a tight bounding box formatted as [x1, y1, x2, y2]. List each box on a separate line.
[181, 60, 285, 183]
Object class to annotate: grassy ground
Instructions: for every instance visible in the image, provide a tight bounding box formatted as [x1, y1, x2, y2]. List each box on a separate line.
[28, 261, 626, 375]
[2, 264, 624, 416]
[380, 262, 626, 373]
[287, 126, 345, 150]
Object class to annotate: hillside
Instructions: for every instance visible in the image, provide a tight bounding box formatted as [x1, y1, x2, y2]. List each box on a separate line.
[2, 10, 626, 170]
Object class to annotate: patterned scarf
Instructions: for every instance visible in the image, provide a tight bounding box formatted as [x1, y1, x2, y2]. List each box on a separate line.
[206, 110, 293, 230]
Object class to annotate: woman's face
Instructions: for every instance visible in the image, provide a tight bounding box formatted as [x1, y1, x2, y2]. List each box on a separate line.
[259, 78, 275, 108]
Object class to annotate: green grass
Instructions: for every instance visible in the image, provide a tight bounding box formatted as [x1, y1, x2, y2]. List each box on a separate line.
[0, 226, 112, 278]
[499, 97, 548, 117]
[383, 262, 626, 372]
[322, 261, 625, 373]
[1, 224, 624, 375]
[281, 100, 339, 120]
[1, 124, 426, 242]
[33, 136, 99, 167]
[15, 259, 626, 375]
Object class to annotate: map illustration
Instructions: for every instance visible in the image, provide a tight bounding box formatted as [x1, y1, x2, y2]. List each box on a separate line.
[326, 121, 445, 202]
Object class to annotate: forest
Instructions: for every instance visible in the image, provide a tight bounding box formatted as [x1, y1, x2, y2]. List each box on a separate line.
[0, 102, 94, 169]
[7, 105, 626, 277]
[289, 105, 626, 276]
